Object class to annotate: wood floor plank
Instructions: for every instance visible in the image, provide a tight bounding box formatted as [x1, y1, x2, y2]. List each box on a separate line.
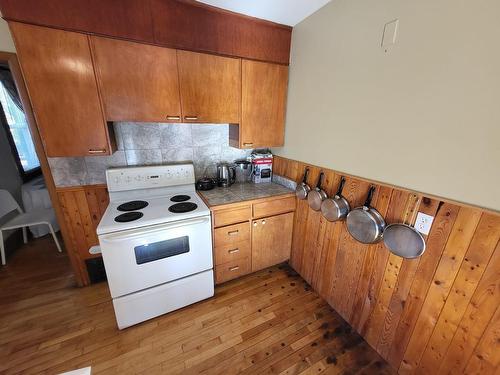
[1, 235, 392, 374]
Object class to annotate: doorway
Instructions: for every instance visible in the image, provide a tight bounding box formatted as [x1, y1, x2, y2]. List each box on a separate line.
[0, 51, 62, 265]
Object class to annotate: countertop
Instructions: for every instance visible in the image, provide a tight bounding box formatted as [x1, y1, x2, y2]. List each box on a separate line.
[197, 181, 294, 207]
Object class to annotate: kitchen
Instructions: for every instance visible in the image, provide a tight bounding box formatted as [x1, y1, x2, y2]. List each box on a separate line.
[0, 0, 499, 374]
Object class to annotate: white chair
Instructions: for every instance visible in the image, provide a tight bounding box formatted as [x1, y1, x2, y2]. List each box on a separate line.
[0, 189, 62, 265]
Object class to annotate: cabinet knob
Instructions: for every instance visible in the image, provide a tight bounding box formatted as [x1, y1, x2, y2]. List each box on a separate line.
[184, 116, 198, 121]
[253, 222, 258, 227]
[166, 115, 180, 120]
[261, 220, 266, 225]
[88, 149, 106, 154]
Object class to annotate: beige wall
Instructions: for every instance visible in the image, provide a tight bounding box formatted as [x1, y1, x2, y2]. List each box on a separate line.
[275, 0, 500, 211]
[0, 18, 15, 52]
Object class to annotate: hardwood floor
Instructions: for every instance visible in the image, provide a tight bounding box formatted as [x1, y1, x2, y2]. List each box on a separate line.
[0, 237, 393, 374]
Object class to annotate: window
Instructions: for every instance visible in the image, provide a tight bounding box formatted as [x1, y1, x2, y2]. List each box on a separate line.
[0, 75, 40, 181]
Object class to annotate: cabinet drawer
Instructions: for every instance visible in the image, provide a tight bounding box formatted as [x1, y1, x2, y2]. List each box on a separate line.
[213, 205, 251, 227]
[214, 241, 250, 266]
[253, 196, 296, 218]
[214, 222, 250, 248]
[215, 257, 251, 284]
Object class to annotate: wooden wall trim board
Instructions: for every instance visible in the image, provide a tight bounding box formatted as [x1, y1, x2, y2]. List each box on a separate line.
[56, 185, 109, 286]
[0, 0, 292, 65]
[273, 155, 500, 374]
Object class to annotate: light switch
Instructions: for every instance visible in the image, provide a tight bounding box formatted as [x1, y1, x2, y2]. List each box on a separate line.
[415, 212, 434, 235]
[381, 19, 399, 51]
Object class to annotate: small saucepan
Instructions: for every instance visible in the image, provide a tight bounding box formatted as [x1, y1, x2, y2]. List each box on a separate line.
[383, 195, 426, 258]
[321, 177, 350, 222]
[295, 167, 311, 200]
[346, 186, 386, 244]
[308, 172, 327, 211]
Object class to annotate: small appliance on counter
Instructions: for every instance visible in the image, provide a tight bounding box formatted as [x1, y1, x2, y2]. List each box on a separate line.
[196, 177, 216, 191]
[251, 149, 273, 183]
[234, 159, 253, 183]
[216, 162, 236, 187]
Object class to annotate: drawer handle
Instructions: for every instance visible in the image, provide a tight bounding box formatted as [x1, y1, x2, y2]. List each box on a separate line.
[229, 266, 240, 272]
[243, 142, 253, 147]
[228, 230, 239, 236]
[88, 149, 106, 154]
[184, 116, 198, 121]
[166, 115, 181, 120]
[228, 248, 240, 254]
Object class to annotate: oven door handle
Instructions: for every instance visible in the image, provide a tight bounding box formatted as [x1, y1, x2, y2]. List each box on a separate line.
[100, 216, 210, 242]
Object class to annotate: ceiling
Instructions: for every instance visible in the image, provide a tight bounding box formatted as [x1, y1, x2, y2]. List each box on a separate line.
[195, 0, 332, 26]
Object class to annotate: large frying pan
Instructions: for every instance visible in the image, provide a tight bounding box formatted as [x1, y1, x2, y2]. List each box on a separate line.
[383, 195, 426, 258]
[321, 177, 350, 222]
[308, 172, 327, 211]
[346, 186, 386, 244]
[295, 167, 311, 200]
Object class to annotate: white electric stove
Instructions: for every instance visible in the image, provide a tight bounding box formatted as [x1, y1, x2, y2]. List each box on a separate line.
[97, 164, 214, 329]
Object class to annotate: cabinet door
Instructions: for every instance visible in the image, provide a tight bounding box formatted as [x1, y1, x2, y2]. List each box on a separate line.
[177, 50, 240, 123]
[92, 37, 182, 122]
[10, 23, 112, 157]
[252, 212, 294, 272]
[237, 60, 288, 148]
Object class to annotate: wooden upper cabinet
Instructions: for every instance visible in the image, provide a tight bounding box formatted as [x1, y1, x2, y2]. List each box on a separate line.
[91, 37, 182, 122]
[10, 23, 113, 157]
[231, 60, 288, 149]
[177, 50, 240, 124]
[251, 212, 294, 272]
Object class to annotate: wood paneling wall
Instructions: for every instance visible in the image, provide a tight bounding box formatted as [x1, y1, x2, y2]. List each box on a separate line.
[56, 185, 108, 286]
[273, 155, 500, 374]
[0, 0, 292, 64]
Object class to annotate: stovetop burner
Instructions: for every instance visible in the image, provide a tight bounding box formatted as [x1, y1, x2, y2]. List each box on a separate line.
[117, 200, 149, 212]
[170, 195, 191, 202]
[115, 211, 144, 223]
[168, 202, 198, 213]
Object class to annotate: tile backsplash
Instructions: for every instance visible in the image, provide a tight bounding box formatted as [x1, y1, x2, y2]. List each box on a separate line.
[48, 123, 251, 187]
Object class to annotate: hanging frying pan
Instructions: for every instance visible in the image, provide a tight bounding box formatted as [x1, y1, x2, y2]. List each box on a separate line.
[307, 172, 327, 211]
[295, 167, 311, 200]
[383, 194, 426, 258]
[346, 186, 386, 244]
[321, 177, 350, 222]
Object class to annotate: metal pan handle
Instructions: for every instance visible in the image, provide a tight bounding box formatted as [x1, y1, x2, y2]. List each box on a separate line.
[335, 177, 346, 197]
[316, 172, 324, 189]
[302, 167, 310, 184]
[364, 186, 376, 208]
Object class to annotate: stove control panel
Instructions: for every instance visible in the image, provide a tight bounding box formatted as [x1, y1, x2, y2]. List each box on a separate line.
[106, 164, 195, 192]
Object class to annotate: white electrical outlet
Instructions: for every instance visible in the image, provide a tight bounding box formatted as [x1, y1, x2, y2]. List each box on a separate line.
[381, 19, 399, 51]
[415, 212, 434, 235]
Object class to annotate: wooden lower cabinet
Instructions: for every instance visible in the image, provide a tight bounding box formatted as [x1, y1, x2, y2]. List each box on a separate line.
[212, 194, 295, 284]
[215, 257, 251, 284]
[251, 212, 293, 272]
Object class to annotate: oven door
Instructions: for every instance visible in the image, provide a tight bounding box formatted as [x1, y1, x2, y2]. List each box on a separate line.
[99, 215, 213, 298]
